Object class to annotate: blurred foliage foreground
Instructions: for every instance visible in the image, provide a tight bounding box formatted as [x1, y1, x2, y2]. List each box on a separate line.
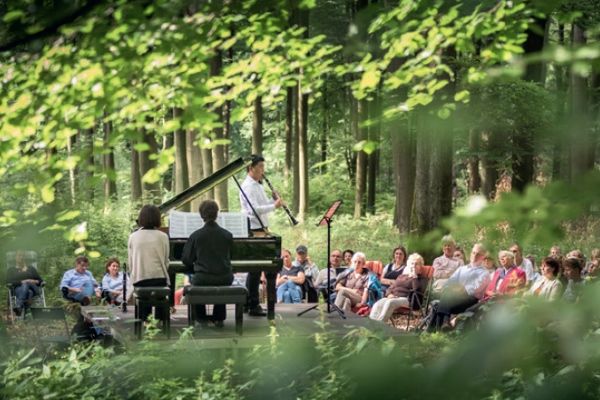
[2, 285, 600, 400]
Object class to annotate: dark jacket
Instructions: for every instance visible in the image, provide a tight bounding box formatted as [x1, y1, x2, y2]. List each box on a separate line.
[181, 221, 233, 277]
[386, 275, 428, 310]
[7, 266, 43, 288]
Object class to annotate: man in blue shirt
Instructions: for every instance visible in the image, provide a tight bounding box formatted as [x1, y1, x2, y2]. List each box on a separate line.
[60, 256, 100, 305]
[427, 243, 490, 332]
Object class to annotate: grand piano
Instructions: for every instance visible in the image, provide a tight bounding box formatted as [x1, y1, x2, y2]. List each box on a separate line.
[158, 157, 282, 320]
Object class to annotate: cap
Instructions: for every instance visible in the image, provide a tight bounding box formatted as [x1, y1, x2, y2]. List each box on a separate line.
[296, 245, 308, 254]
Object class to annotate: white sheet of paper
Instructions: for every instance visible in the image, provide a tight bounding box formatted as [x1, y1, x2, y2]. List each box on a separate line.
[168, 210, 248, 238]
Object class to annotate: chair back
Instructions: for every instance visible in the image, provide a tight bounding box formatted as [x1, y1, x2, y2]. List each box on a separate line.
[6, 250, 38, 269]
[30, 307, 71, 344]
[365, 260, 383, 278]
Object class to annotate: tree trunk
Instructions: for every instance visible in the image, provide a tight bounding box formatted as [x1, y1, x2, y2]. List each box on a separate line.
[285, 87, 294, 185]
[173, 108, 190, 211]
[353, 99, 368, 218]
[392, 114, 415, 234]
[78, 128, 95, 202]
[513, 17, 548, 192]
[103, 119, 117, 201]
[138, 128, 160, 202]
[252, 96, 263, 155]
[570, 24, 593, 181]
[320, 82, 328, 174]
[414, 110, 432, 233]
[468, 129, 481, 194]
[131, 140, 142, 204]
[481, 131, 500, 199]
[67, 133, 77, 204]
[367, 95, 380, 214]
[292, 84, 300, 214]
[186, 129, 204, 212]
[552, 23, 566, 181]
[164, 133, 174, 192]
[298, 79, 309, 222]
[210, 52, 228, 210]
[201, 146, 214, 200]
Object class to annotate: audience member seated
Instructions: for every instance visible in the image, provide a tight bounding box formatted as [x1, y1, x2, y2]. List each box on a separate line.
[562, 257, 585, 303]
[584, 248, 599, 277]
[101, 257, 129, 305]
[483, 250, 526, 301]
[432, 235, 462, 293]
[510, 243, 534, 285]
[453, 247, 466, 265]
[549, 245, 562, 259]
[483, 254, 497, 278]
[342, 249, 354, 268]
[276, 249, 305, 303]
[334, 252, 370, 314]
[7, 250, 44, 316]
[526, 257, 563, 301]
[427, 243, 491, 332]
[182, 200, 233, 327]
[369, 253, 427, 323]
[60, 256, 101, 305]
[380, 246, 407, 293]
[293, 245, 319, 302]
[174, 274, 192, 306]
[315, 249, 342, 301]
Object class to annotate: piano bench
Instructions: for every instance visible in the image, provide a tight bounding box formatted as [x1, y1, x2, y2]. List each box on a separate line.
[134, 287, 171, 339]
[184, 286, 249, 335]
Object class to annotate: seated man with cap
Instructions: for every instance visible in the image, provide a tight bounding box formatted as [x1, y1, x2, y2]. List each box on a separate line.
[292, 245, 320, 303]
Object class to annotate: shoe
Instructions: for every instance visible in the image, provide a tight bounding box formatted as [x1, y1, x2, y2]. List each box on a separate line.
[81, 296, 91, 306]
[248, 305, 267, 317]
[213, 320, 224, 328]
[13, 307, 22, 317]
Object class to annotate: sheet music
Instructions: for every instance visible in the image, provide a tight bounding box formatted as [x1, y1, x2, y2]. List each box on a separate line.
[169, 211, 248, 238]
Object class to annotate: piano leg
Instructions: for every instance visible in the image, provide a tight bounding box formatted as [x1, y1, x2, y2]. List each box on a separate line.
[265, 271, 277, 320]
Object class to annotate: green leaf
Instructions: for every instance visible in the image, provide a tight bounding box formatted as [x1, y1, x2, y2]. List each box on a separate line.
[56, 210, 81, 222]
[3, 10, 25, 23]
[41, 185, 55, 203]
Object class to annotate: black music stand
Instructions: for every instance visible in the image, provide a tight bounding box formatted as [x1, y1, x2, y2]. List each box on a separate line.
[297, 199, 345, 319]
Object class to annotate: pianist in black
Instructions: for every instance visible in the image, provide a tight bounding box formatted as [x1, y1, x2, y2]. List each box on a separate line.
[181, 199, 234, 328]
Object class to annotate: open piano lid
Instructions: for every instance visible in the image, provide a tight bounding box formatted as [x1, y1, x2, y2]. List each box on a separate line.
[158, 157, 251, 215]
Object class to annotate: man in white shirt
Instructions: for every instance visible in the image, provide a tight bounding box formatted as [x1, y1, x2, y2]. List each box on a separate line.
[239, 155, 283, 316]
[510, 243, 534, 284]
[428, 243, 491, 332]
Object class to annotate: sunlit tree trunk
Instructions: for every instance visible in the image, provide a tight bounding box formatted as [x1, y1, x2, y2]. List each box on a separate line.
[252, 95, 263, 155]
[298, 78, 309, 222]
[211, 52, 228, 210]
[131, 140, 142, 204]
[138, 128, 160, 202]
[186, 129, 204, 211]
[173, 108, 190, 211]
[392, 114, 415, 234]
[102, 119, 117, 202]
[285, 87, 293, 185]
[367, 94, 381, 214]
[354, 99, 368, 218]
[513, 17, 548, 192]
[468, 129, 481, 194]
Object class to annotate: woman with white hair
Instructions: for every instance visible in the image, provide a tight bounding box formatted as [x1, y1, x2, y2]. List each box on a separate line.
[334, 252, 370, 313]
[369, 253, 428, 322]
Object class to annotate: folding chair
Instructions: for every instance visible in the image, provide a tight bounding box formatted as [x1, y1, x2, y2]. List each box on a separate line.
[30, 307, 72, 348]
[390, 265, 434, 330]
[6, 251, 46, 321]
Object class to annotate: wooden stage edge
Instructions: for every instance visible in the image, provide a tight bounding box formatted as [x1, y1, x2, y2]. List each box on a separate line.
[83, 303, 410, 348]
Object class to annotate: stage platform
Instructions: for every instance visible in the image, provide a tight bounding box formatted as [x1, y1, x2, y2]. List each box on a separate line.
[83, 303, 408, 348]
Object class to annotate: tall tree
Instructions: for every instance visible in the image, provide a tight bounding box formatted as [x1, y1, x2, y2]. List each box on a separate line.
[130, 141, 142, 204]
[366, 94, 381, 214]
[285, 87, 294, 184]
[353, 99, 368, 218]
[252, 95, 263, 155]
[392, 114, 416, 234]
[513, 17, 548, 192]
[173, 108, 190, 211]
[102, 119, 117, 201]
[138, 128, 160, 202]
[186, 129, 204, 211]
[211, 52, 228, 210]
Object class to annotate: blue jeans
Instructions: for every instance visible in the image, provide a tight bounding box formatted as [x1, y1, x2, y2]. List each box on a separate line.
[277, 281, 302, 304]
[14, 283, 40, 309]
[68, 281, 95, 304]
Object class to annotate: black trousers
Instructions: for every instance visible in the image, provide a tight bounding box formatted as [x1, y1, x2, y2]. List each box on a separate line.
[192, 272, 234, 322]
[133, 278, 168, 322]
[428, 289, 479, 332]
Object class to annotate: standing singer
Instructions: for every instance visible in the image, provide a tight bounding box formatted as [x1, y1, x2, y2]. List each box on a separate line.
[239, 155, 283, 316]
